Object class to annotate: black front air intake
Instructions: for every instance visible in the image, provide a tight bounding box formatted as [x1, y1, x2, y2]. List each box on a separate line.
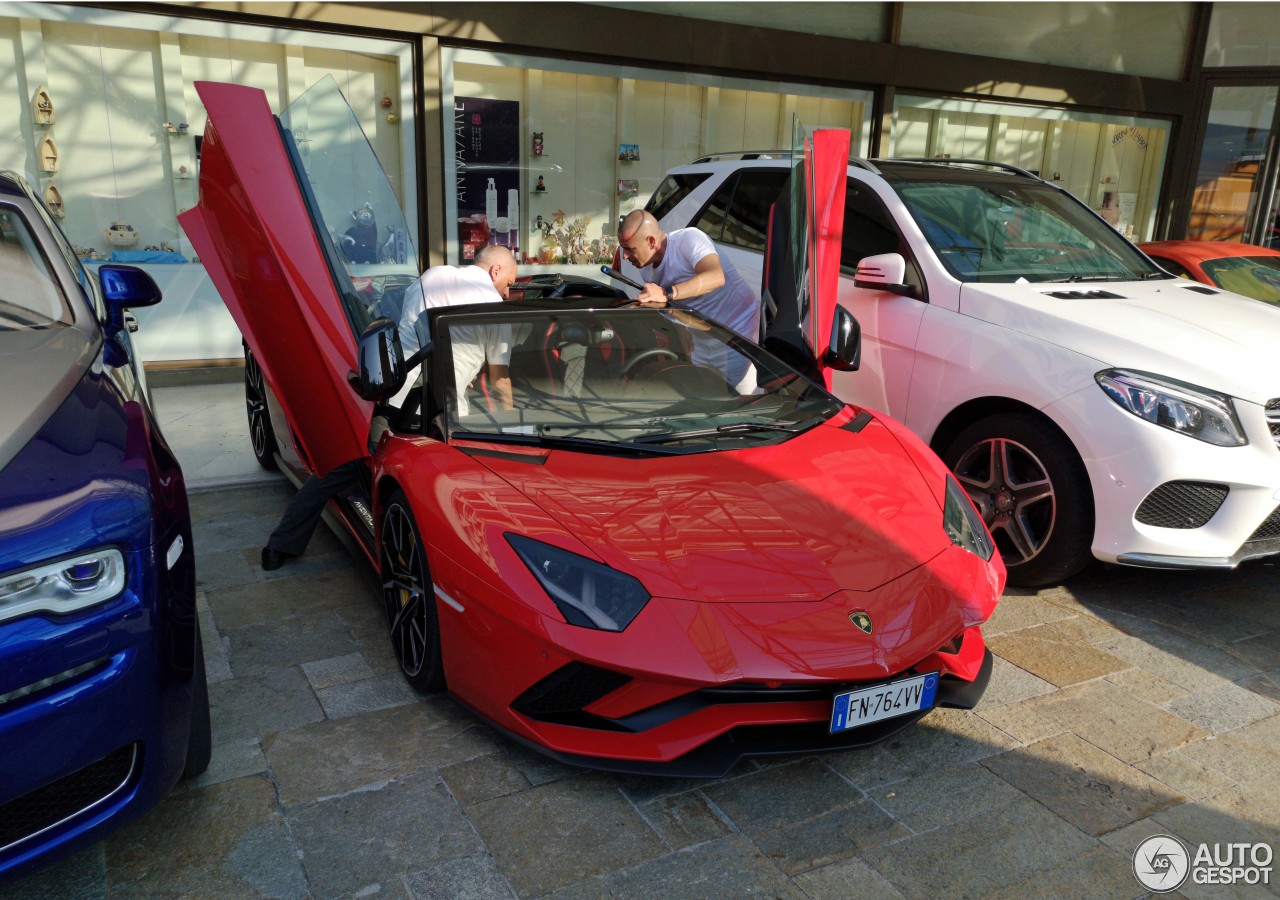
[1246, 506, 1280, 543]
[0, 743, 140, 853]
[511, 662, 632, 728]
[1135, 481, 1228, 529]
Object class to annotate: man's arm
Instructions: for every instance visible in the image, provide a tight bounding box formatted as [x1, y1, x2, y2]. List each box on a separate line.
[637, 253, 726, 307]
[488, 365, 514, 410]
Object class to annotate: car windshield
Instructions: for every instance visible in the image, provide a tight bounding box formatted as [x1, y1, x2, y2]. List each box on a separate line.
[1201, 255, 1280, 303]
[0, 207, 72, 330]
[889, 175, 1163, 284]
[436, 305, 843, 453]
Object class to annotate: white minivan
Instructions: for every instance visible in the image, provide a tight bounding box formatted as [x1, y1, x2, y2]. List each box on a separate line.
[625, 151, 1280, 586]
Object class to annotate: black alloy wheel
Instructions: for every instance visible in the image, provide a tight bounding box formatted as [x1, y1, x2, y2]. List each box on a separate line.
[244, 349, 279, 470]
[944, 412, 1093, 587]
[380, 490, 446, 693]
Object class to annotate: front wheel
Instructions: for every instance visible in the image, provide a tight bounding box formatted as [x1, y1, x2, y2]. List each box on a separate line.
[244, 348, 279, 470]
[182, 626, 212, 780]
[379, 490, 446, 693]
[943, 412, 1094, 587]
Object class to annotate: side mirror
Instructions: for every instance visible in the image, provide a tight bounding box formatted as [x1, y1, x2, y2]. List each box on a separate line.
[98, 264, 161, 330]
[351, 318, 407, 401]
[823, 305, 861, 372]
[853, 252, 916, 298]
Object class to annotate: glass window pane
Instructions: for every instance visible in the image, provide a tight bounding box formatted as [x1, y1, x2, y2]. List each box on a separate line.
[588, 1, 887, 42]
[900, 2, 1192, 80]
[692, 176, 734, 242]
[722, 170, 790, 251]
[0, 207, 73, 330]
[892, 95, 1172, 242]
[1189, 85, 1279, 244]
[1206, 4, 1280, 67]
[446, 49, 872, 269]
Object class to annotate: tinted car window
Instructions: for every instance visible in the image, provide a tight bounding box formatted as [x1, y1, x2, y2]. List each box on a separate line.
[722, 170, 789, 252]
[692, 177, 733, 241]
[0, 208, 72, 330]
[1147, 255, 1192, 279]
[843, 180, 925, 296]
[1201, 255, 1280, 302]
[646, 172, 711, 221]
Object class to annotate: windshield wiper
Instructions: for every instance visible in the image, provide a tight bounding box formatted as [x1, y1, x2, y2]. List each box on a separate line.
[632, 421, 802, 445]
[1042, 274, 1129, 283]
[450, 429, 674, 456]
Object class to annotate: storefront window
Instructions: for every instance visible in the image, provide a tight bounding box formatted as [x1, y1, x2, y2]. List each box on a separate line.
[1189, 85, 1280, 246]
[891, 95, 1171, 241]
[0, 4, 413, 363]
[899, 2, 1192, 80]
[443, 49, 873, 270]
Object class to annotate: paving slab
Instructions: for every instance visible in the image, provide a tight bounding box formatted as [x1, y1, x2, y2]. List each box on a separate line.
[980, 733, 1186, 835]
[977, 679, 1210, 763]
[105, 776, 308, 898]
[603, 834, 802, 898]
[266, 700, 496, 806]
[860, 801, 1098, 897]
[289, 771, 484, 898]
[986, 622, 1131, 687]
[465, 773, 668, 896]
[403, 854, 517, 899]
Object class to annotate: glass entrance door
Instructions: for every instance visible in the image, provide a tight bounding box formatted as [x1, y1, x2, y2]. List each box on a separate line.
[1190, 84, 1280, 248]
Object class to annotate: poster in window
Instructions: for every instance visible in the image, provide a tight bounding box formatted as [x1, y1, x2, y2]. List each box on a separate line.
[455, 97, 521, 261]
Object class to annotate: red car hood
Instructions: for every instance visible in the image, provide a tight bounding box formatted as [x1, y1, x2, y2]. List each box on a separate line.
[474, 418, 952, 601]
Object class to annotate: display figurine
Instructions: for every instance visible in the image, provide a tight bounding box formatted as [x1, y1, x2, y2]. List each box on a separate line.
[342, 202, 379, 263]
[532, 132, 544, 157]
[535, 175, 546, 192]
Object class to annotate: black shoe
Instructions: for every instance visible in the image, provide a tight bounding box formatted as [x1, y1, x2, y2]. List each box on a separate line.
[261, 546, 295, 571]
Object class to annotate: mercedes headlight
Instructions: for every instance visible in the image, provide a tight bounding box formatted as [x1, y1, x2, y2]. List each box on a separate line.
[506, 535, 650, 632]
[0, 548, 127, 623]
[944, 476, 995, 561]
[1096, 369, 1246, 447]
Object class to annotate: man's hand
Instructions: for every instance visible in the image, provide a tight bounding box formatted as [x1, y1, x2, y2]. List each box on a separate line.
[636, 282, 667, 306]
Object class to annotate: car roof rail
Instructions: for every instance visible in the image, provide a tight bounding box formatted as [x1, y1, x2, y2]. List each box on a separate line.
[688, 150, 881, 174]
[882, 157, 1042, 180]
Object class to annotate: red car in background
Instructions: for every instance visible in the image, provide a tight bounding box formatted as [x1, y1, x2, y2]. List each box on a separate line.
[1139, 240, 1280, 303]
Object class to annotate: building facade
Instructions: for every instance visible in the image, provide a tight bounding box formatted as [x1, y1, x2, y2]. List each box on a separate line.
[3, 2, 1278, 362]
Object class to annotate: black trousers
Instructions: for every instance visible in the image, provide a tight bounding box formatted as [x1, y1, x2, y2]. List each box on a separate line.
[266, 460, 362, 556]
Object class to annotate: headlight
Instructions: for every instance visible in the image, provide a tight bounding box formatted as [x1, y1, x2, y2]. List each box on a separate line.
[944, 476, 995, 561]
[0, 548, 126, 623]
[506, 535, 650, 632]
[1096, 369, 1246, 447]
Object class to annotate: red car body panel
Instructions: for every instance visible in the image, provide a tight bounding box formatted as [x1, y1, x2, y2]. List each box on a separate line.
[806, 128, 851, 392]
[178, 81, 370, 476]
[185, 80, 1005, 775]
[1140, 239, 1280, 286]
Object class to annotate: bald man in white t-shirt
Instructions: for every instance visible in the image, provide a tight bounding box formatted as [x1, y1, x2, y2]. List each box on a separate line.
[398, 244, 518, 414]
[617, 210, 759, 391]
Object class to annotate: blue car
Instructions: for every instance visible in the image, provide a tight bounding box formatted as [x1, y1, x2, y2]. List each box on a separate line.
[0, 170, 208, 877]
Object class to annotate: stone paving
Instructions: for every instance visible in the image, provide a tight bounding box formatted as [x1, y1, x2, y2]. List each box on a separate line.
[7, 479, 1280, 899]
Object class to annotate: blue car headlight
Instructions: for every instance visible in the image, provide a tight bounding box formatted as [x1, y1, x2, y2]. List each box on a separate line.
[0, 548, 127, 623]
[944, 476, 995, 561]
[506, 535, 650, 632]
[1096, 369, 1246, 447]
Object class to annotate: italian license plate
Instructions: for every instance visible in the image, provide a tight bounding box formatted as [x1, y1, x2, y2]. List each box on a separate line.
[830, 672, 939, 733]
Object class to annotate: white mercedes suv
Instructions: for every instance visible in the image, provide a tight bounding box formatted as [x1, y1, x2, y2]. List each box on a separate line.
[623, 153, 1280, 586]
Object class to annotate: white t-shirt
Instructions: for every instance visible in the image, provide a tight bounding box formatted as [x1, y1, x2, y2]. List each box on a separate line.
[638, 228, 760, 390]
[395, 264, 510, 415]
[398, 264, 504, 354]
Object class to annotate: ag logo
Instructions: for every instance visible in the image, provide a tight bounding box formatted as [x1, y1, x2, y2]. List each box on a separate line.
[1133, 834, 1189, 892]
[849, 611, 873, 634]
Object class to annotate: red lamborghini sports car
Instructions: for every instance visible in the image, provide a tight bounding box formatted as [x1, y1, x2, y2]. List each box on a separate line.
[179, 79, 1004, 776]
[1139, 240, 1280, 304]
